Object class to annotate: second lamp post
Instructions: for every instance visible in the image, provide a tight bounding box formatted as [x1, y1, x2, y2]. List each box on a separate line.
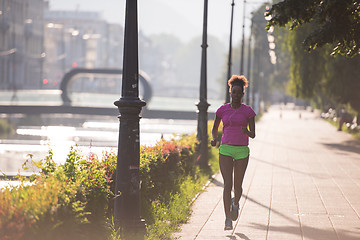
[197, 0, 210, 168]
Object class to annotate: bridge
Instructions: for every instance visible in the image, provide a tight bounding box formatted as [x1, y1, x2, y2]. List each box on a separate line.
[0, 68, 219, 120]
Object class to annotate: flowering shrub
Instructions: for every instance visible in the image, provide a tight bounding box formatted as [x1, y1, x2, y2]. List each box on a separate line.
[141, 135, 197, 194]
[0, 133, 206, 239]
[0, 173, 87, 240]
[140, 134, 198, 225]
[1, 147, 117, 240]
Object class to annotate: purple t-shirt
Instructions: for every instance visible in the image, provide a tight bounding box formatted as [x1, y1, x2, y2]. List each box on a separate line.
[215, 103, 256, 146]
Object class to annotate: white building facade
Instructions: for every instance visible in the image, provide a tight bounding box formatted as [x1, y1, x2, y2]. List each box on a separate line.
[43, 10, 124, 91]
[0, 3, 124, 91]
[0, 0, 47, 90]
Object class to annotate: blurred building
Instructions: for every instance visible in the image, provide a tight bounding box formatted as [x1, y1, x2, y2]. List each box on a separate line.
[43, 10, 124, 90]
[0, 0, 48, 90]
[0, 2, 124, 91]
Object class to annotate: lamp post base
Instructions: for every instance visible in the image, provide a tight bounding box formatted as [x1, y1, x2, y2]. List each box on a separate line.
[117, 219, 146, 240]
[114, 97, 146, 238]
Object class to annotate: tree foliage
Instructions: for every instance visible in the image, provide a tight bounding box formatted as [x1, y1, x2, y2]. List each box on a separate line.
[323, 54, 360, 112]
[282, 21, 360, 112]
[249, 6, 274, 102]
[286, 23, 325, 99]
[267, 0, 360, 56]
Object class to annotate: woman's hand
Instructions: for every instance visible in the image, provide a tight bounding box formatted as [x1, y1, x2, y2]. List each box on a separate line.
[242, 117, 256, 138]
[211, 115, 221, 147]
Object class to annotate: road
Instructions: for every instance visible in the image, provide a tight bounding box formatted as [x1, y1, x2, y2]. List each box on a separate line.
[175, 104, 360, 240]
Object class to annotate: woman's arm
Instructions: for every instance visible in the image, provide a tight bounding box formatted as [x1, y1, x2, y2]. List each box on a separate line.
[242, 117, 256, 139]
[211, 115, 221, 146]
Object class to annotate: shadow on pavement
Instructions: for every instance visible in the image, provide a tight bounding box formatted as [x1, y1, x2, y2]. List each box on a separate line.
[322, 139, 360, 155]
[251, 157, 328, 179]
[243, 194, 298, 225]
[226, 235, 237, 240]
[255, 138, 306, 153]
[225, 233, 251, 240]
[249, 222, 360, 240]
[211, 177, 224, 188]
[235, 232, 251, 240]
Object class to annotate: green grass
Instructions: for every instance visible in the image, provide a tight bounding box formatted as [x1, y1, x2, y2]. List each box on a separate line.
[144, 143, 219, 240]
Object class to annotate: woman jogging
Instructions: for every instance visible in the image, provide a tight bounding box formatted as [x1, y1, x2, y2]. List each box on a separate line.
[211, 75, 256, 230]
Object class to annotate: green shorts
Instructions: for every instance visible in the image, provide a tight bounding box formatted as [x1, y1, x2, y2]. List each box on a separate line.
[219, 144, 250, 160]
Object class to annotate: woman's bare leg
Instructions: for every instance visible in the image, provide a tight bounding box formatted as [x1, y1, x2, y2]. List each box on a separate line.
[233, 156, 249, 204]
[219, 154, 234, 218]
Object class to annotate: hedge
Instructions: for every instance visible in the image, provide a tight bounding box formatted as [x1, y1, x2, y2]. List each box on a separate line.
[0, 134, 212, 240]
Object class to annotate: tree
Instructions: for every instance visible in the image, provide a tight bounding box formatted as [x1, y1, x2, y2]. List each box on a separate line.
[282, 21, 360, 113]
[174, 36, 226, 99]
[142, 33, 183, 97]
[286, 23, 325, 99]
[266, 0, 360, 56]
[323, 54, 360, 112]
[250, 6, 274, 103]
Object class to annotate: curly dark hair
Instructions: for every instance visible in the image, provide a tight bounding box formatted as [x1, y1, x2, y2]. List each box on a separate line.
[228, 75, 248, 92]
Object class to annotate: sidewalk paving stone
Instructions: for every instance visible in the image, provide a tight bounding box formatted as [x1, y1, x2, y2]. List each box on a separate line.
[173, 105, 360, 240]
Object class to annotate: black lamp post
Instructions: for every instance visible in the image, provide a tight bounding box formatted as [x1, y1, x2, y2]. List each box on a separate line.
[239, 0, 246, 76]
[113, 0, 146, 236]
[197, 0, 210, 168]
[246, 15, 253, 106]
[226, 0, 235, 103]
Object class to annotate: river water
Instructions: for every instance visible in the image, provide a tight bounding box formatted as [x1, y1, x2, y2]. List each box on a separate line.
[0, 93, 223, 182]
[0, 118, 199, 176]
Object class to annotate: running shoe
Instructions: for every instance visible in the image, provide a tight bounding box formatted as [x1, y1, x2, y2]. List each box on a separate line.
[224, 218, 233, 230]
[230, 198, 239, 221]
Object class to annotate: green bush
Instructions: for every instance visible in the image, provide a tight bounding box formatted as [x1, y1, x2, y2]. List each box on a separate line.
[0, 172, 90, 240]
[140, 135, 201, 239]
[140, 135, 197, 205]
[0, 134, 217, 240]
[1, 147, 116, 240]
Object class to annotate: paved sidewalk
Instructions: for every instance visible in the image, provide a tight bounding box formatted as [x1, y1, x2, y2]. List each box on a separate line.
[174, 105, 360, 240]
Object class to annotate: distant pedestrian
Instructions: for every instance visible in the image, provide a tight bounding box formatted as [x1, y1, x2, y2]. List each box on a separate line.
[211, 75, 256, 230]
[338, 108, 353, 131]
